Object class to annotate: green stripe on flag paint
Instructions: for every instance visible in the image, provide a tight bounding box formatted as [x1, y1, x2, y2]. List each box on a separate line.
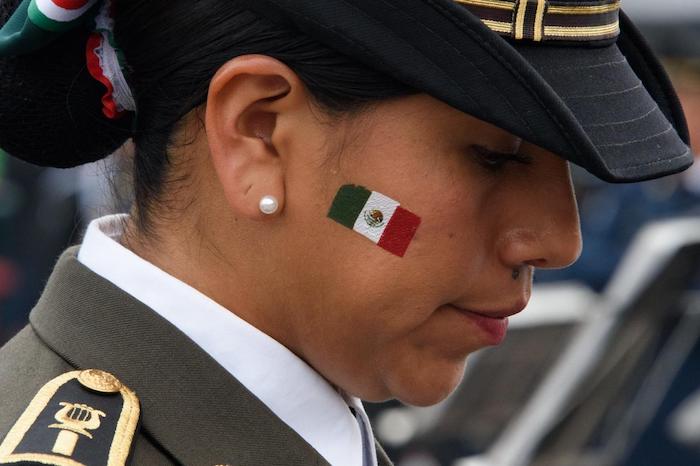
[327, 184, 372, 229]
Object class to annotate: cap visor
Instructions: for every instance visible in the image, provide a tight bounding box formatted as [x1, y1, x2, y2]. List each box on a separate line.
[512, 41, 692, 182]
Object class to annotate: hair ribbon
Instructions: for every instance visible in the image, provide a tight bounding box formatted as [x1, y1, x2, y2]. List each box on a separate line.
[0, 0, 135, 119]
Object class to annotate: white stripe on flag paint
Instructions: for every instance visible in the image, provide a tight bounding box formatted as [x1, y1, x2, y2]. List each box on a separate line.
[352, 191, 400, 244]
[35, 0, 99, 22]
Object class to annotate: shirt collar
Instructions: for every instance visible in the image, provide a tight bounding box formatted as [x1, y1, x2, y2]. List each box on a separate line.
[77, 213, 376, 466]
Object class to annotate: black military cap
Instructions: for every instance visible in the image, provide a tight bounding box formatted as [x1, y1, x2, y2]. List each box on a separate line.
[238, 0, 692, 183]
[0, 0, 693, 182]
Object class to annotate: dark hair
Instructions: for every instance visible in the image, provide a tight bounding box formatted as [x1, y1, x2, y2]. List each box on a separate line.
[0, 1, 416, 235]
[112, 1, 416, 235]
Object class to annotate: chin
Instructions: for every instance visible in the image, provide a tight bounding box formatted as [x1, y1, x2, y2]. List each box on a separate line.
[386, 358, 468, 407]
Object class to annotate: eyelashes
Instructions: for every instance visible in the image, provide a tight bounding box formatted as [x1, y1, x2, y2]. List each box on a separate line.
[470, 144, 533, 172]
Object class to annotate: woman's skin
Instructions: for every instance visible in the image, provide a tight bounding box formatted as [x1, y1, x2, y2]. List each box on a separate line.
[121, 55, 582, 407]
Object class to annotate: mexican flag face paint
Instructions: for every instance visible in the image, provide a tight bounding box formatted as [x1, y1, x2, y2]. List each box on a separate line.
[328, 185, 421, 257]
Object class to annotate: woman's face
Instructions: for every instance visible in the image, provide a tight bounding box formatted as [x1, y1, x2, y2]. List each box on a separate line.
[262, 93, 582, 406]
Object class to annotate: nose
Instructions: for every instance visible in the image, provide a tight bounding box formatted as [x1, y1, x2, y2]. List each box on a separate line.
[497, 156, 583, 271]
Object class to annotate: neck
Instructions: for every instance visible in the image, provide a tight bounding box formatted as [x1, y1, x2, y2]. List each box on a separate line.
[118, 211, 302, 357]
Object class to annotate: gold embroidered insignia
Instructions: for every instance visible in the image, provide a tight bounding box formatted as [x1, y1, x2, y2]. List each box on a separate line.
[0, 369, 140, 466]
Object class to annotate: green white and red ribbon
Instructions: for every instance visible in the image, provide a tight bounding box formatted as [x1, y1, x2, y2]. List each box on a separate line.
[327, 185, 421, 257]
[28, 0, 100, 32]
[0, 0, 135, 119]
[85, 0, 135, 119]
[32, 0, 135, 119]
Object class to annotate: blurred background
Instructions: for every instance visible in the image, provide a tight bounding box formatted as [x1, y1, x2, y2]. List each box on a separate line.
[1, 1, 699, 465]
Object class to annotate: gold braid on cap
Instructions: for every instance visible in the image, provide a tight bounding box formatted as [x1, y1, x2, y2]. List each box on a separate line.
[455, 0, 621, 43]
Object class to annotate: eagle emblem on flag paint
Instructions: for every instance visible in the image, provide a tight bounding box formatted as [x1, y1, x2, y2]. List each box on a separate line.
[364, 209, 385, 228]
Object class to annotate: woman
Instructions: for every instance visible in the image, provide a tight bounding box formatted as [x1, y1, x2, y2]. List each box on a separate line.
[0, 0, 692, 465]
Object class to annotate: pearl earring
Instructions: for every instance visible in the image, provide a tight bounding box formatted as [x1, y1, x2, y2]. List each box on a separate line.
[259, 195, 279, 215]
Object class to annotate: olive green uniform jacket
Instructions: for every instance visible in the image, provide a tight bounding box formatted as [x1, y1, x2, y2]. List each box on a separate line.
[0, 246, 394, 466]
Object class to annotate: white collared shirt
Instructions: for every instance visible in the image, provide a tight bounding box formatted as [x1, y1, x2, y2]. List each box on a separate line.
[77, 214, 377, 466]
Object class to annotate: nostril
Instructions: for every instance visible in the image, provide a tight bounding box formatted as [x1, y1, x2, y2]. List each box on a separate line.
[525, 258, 548, 268]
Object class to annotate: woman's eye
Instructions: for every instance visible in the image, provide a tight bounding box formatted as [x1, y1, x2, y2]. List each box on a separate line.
[470, 144, 533, 172]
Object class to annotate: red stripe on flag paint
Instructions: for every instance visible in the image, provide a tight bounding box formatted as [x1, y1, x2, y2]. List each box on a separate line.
[377, 206, 421, 257]
[52, 0, 90, 9]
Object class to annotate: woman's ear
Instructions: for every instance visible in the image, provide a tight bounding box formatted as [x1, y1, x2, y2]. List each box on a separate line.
[205, 54, 303, 220]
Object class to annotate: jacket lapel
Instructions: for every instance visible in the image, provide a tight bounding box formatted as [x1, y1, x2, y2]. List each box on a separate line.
[29, 246, 330, 466]
[376, 441, 394, 466]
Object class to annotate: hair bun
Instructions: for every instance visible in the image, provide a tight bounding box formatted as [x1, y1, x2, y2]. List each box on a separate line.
[0, 2, 133, 168]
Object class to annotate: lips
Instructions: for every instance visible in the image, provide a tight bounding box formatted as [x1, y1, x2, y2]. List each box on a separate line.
[447, 300, 528, 345]
[450, 300, 528, 320]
